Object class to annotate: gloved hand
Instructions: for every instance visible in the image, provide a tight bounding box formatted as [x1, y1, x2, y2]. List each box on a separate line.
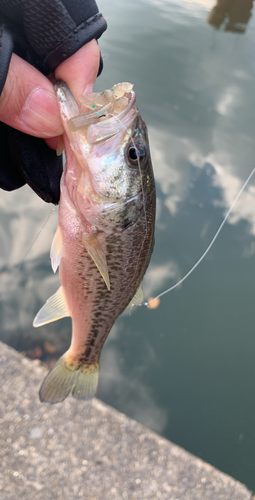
[0, 0, 107, 204]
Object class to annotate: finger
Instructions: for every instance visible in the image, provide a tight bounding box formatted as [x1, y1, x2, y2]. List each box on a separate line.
[45, 41, 100, 151]
[44, 136, 59, 150]
[54, 39, 100, 98]
[0, 53, 63, 138]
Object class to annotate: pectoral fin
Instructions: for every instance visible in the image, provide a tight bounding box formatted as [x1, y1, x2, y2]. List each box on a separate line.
[126, 283, 144, 308]
[33, 286, 69, 327]
[82, 234, 110, 290]
[50, 225, 63, 273]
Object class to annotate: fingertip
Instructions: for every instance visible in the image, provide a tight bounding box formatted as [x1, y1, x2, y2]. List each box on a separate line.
[54, 40, 100, 98]
[44, 137, 59, 150]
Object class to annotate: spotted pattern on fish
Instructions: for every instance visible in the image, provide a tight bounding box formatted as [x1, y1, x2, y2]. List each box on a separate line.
[36, 82, 156, 403]
[59, 180, 155, 366]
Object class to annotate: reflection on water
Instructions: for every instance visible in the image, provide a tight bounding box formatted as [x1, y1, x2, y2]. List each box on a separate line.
[1, 0, 255, 491]
[208, 0, 253, 33]
[0, 187, 62, 363]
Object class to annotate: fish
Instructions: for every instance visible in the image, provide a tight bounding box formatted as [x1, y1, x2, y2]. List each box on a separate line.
[33, 81, 156, 404]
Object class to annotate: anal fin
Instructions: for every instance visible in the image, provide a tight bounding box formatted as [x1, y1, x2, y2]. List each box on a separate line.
[82, 234, 110, 290]
[33, 286, 69, 327]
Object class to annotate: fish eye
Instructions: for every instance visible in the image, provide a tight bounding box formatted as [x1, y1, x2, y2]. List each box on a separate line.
[126, 143, 146, 167]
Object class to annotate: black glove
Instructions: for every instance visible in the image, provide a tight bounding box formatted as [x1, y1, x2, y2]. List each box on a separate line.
[0, 0, 107, 204]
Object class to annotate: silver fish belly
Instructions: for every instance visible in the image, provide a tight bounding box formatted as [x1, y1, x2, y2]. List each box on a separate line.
[33, 81, 156, 403]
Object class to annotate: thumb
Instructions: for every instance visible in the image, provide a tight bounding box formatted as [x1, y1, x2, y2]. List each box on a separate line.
[45, 39, 100, 150]
[0, 53, 63, 138]
[54, 39, 100, 98]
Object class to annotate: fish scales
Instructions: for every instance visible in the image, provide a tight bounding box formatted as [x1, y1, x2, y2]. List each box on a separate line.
[33, 81, 156, 403]
[60, 210, 154, 366]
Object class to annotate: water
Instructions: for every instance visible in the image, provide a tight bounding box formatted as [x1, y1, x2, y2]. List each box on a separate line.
[1, 0, 255, 491]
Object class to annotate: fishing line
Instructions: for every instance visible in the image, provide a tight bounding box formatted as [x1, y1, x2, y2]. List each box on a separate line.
[17, 206, 56, 272]
[0, 206, 56, 303]
[144, 166, 255, 307]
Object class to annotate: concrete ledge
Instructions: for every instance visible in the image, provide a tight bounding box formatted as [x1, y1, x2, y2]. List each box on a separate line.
[0, 341, 254, 500]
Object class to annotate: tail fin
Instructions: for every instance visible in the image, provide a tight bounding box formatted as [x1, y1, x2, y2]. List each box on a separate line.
[39, 353, 100, 404]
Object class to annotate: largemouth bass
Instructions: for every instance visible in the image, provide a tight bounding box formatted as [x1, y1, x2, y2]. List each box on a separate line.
[33, 81, 156, 403]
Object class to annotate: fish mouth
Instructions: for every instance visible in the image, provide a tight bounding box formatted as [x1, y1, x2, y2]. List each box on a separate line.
[55, 80, 139, 146]
[66, 86, 138, 145]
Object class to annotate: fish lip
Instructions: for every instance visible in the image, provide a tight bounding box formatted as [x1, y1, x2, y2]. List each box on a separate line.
[54, 80, 80, 121]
